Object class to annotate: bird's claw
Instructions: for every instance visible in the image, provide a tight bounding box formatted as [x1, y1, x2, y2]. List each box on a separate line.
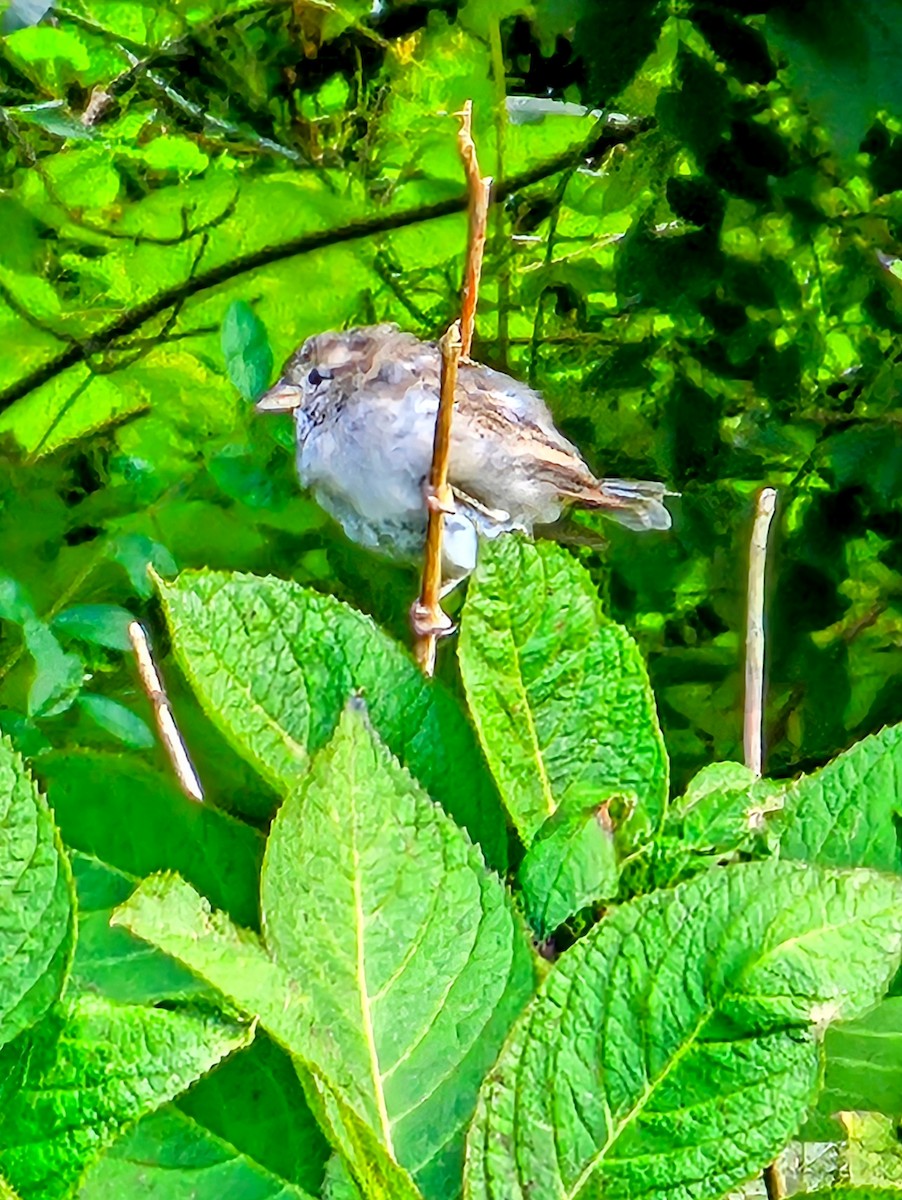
[424, 482, 456, 515]
[410, 601, 456, 640]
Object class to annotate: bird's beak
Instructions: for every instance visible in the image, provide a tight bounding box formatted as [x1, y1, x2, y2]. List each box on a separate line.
[255, 379, 303, 413]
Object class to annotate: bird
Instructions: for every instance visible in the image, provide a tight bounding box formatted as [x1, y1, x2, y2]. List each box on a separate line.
[256, 324, 672, 591]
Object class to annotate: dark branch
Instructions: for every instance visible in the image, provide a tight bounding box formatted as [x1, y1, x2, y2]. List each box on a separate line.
[0, 114, 652, 413]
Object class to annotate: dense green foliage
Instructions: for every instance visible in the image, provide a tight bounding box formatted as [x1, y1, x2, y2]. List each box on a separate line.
[4, 1, 902, 1197]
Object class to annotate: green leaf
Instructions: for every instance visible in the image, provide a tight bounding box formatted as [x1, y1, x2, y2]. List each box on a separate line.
[221, 301, 274, 402]
[111, 873, 310, 1050]
[178, 1031, 331, 1197]
[157, 570, 507, 871]
[51, 604, 134, 651]
[458, 537, 667, 846]
[108, 534, 177, 599]
[261, 705, 535, 1199]
[821, 996, 902, 1118]
[666, 760, 781, 855]
[38, 751, 264, 929]
[78, 1106, 318, 1200]
[772, 723, 902, 871]
[804, 1191, 902, 1199]
[303, 1068, 424, 1200]
[0, 736, 74, 1049]
[3, 26, 90, 89]
[0, 997, 253, 1200]
[516, 793, 622, 938]
[465, 860, 902, 1200]
[112, 875, 422, 1199]
[0, 574, 34, 624]
[23, 618, 83, 718]
[69, 854, 209, 1005]
[77, 695, 155, 749]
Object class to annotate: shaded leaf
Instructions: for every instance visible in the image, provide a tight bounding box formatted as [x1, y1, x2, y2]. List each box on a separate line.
[77, 695, 155, 749]
[78, 1106, 317, 1200]
[820, 996, 902, 1118]
[51, 604, 134, 651]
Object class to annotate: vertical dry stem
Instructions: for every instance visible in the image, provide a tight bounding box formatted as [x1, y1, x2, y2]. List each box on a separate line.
[744, 486, 782, 1200]
[744, 487, 777, 778]
[412, 101, 491, 674]
[128, 620, 204, 803]
[413, 324, 463, 674]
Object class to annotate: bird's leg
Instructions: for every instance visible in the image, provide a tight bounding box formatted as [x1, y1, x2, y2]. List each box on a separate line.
[424, 480, 456, 516]
[410, 598, 455, 639]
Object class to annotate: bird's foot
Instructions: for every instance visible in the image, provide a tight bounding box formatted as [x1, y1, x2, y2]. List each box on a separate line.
[424, 481, 456, 515]
[410, 600, 456, 640]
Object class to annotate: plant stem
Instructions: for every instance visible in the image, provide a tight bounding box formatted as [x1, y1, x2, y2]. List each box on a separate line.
[743, 485, 782, 1199]
[128, 620, 204, 803]
[412, 101, 491, 675]
[743, 486, 777, 778]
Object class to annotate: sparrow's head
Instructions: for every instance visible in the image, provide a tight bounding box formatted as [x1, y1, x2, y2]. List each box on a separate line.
[255, 324, 403, 414]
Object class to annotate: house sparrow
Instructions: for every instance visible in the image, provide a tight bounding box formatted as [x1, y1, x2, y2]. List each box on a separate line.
[256, 324, 671, 588]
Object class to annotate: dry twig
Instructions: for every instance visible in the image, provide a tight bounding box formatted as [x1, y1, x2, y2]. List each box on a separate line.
[743, 487, 777, 778]
[411, 102, 491, 675]
[743, 486, 782, 1200]
[127, 620, 204, 803]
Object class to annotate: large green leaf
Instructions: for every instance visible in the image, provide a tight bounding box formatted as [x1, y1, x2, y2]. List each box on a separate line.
[261, 705, 535, 1199]
[157, 570, 507, 870]
[112, 879, 425, 1200]
[820, 996, 902, 1118]
[77, 1106, 317, 1200]
[0, 997, 252, 1200]
[458, 537, 667, 845]
[0, 736, 75, 1048]
[465, 860, 902, 1200]
[772, 723, 902, 871]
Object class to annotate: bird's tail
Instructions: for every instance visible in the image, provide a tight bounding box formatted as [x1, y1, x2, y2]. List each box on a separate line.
[565, 478, 674, 531]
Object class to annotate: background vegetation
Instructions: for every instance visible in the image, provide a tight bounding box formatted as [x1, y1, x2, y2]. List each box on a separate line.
[3, 0, 902, 1194]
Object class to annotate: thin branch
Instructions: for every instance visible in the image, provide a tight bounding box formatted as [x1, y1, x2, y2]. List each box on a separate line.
[413, 323, 463, 675]
[127, 621, 204, 804]
[744, 487, 778, 778]
[412, 102, 491, 675]
[457, 101, 492, 358]
[0, 112, 653, 413]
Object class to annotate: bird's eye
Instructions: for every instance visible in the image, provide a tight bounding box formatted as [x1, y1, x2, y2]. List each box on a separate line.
[308, 368, 327, 387]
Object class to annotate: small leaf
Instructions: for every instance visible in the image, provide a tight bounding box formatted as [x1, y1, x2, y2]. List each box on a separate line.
[465, 860, 902, 1200]
[23, 619, 83, 718]
[221, 301, 274, 402]
[517, 793, 623, 937]
[78, 695, 155, 749]
[51, 604, 134, 651]
[0, 997, 253, 1200]
[0, 574, 34, 624]
[108, 534, 177, 599]
[459, 537, 668, 846]
[0, 737, 74, 1048]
